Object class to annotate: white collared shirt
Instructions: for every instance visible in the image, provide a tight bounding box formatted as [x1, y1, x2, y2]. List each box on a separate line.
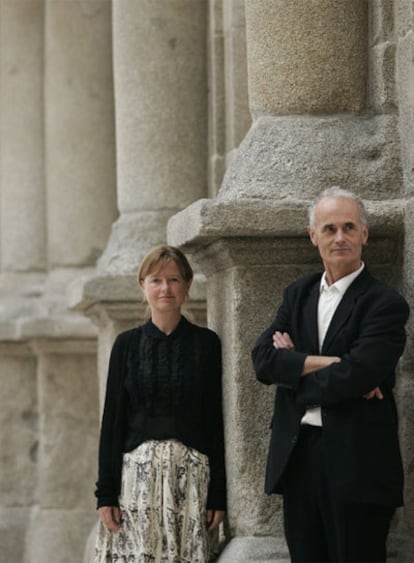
[301, 262, 365, 427]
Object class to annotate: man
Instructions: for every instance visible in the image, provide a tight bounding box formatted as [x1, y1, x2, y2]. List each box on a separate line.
[252, 187, 409, 562]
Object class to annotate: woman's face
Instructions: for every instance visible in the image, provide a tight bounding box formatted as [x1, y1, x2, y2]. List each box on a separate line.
[141, 259, 191, 316]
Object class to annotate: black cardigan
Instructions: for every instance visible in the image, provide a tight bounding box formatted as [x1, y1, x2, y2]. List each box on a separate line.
[95, 316, 227, 511]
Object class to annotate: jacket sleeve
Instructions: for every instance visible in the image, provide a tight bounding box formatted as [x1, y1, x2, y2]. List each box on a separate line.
[252, 286, 307, 389]
[205, 331, 227, 511]
[296, 292, 410, 407]
[95, 332, 129, 508]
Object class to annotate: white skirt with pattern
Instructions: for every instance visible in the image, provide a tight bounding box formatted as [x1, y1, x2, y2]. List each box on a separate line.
[94, 439, 216, 563]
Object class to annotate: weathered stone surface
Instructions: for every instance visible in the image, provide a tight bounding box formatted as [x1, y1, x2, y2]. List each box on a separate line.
[97, 210, 174, 276]
[168, 197, 405, 249]
[218, 536, 289, 562]
[0, 0, 45, 272]
[24, 508, 97, 563]
[205, 253, 307, 535]
[45, 0, 117, 268]
[396, 26, 414, 194]
[0, 345, 37, 507]
[223, 0, 251, 154]
[370, 41, 397, 112]
[0, 508, 31, 563]
[245, 0, 367, 116]
[218, 115, 403, 201]
[33, 340, 99, 509]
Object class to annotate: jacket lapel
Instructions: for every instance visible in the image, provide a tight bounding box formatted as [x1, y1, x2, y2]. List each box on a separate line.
[321, 269, 372, 354]
[302, 278, 320, 354]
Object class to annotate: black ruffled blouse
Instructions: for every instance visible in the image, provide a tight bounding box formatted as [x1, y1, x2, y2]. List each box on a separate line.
[95, 316, 227, 511]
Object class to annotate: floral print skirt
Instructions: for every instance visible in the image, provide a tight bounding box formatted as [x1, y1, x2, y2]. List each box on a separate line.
[94, 439, 215, 563]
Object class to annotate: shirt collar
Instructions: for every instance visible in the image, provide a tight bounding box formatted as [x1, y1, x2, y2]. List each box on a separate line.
[320, 262, 365, 295]
[143, 315, 189, 339]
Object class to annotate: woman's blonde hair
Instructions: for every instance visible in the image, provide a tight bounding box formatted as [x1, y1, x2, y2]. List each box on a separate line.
[138, 245, 193, 287]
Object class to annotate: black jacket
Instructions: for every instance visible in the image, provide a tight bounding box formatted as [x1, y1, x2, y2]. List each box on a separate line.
[252, 269, 409, 506]
[95, 316, 227, 510]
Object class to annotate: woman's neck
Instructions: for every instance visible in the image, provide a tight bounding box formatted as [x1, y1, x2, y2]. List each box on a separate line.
[151, 311, 182, 335]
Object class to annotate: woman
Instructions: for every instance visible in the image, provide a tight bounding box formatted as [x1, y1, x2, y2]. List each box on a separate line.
[94, 245, 226, 562]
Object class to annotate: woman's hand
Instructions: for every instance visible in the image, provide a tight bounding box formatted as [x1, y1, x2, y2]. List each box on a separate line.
[206, 509, 225, 532]
[98, 506, 121, 532]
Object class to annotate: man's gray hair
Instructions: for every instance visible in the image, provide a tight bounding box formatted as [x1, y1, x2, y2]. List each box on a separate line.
[308, 186, 368, 230]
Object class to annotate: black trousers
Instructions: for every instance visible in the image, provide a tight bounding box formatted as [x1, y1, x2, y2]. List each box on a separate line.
[283, 425, 395, 562]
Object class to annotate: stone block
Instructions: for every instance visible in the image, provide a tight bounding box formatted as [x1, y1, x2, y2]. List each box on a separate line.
[0, 507, 31, 563]
[34, 341, 99, 510]
[168, 197, 404, 253]
[0, 346, 37, 506]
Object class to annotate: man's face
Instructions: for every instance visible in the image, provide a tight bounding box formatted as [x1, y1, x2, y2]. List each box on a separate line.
[307, 196, 368, 283]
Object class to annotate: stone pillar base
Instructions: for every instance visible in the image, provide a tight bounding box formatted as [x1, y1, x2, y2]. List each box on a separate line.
[218, 536, 289, 563]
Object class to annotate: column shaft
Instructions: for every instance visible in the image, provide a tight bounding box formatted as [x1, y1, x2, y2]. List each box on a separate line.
[99, 0, 207, 273]
[245, 0, 368, 116]
[45, 0, 117, 268]
[0, 0, 45, 272]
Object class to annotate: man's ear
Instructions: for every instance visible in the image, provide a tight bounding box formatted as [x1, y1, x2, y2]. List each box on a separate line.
[307, 225, 318, 247]
[362, 224, 369, 246]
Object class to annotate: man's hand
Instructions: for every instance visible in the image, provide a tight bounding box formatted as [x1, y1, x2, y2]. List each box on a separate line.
[273, 331, 341, 377]
[98, 506, 121, 532]
[206, 509, 225, 532]
[273, 331, 295, 350]
[363, 386, 384, 400]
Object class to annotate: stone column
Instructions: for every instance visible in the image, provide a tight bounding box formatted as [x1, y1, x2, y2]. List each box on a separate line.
[98, 0, 208, 274]
[246, 0, 366, 116]
[71, 0, 209, 442]
[222, 0, 251, 164]
[207, 0, 251, 196]
[221, 0, 401, 202]
[169, 2, 412, 561]
[0, 0, 45, 273]
[395, 0, 414, 552]
[45, 0, 117, 269]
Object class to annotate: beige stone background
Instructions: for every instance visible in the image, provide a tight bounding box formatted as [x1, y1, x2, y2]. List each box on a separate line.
[0, 1, 413, 562]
